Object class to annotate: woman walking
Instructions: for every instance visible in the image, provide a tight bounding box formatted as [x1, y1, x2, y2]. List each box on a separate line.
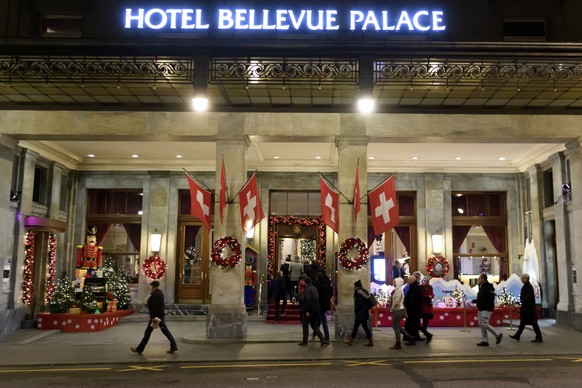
[390, 277, 415, 349]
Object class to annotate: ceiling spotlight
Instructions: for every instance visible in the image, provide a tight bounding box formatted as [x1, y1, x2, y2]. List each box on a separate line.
[368, 156, 375, 160]
[411, 156, 419, 160]
[138, 210, 143, 215]
[88, 154, 95, 158]
[176, 155, 183, 159]
[192, 96, 209, 112]
[273, 156, 280, 159]
[357, 97, 375, 114]
[457, 208, 465, 214]
[455, 156, 462, 160]
[315, 156, 322, 160]
[132, 154, 139, 158]
[498, 157, 506, 161]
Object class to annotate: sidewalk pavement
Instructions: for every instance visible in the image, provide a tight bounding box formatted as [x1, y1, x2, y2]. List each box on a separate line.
[0, 314, 580, 367]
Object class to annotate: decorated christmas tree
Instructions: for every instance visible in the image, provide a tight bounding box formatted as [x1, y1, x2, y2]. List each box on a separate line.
[452, 286, 465, 307]
[79, 285, 98, 312]
[497, 286, 519, 306]
[301, 239, 316, 262]
[51, 271, 76, 312]
[102, 255, 131, 310]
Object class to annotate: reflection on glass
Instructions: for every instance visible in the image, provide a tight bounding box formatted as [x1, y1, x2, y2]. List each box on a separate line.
[457, 225, 500, 286]
[183, 225, 202, 286]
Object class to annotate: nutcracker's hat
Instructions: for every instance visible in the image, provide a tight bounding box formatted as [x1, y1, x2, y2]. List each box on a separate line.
[87, 225, 97, 236]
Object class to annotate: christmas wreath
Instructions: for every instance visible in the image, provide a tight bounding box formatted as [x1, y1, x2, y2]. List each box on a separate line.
[426, 255, 449, 278]
[338, 237, 369, 270]
[211, 236, 242, 269]
[142, 256, 167, 280]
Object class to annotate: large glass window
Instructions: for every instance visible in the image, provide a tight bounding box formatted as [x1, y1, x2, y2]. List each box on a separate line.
[32, 165, 48, 205]
[269, 191, 321, 216]
[452, 192, 508, 284]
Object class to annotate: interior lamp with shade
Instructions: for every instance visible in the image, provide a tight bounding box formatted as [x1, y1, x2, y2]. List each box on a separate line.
[431, 232, 443, 255]
[150, 232, 162, 254]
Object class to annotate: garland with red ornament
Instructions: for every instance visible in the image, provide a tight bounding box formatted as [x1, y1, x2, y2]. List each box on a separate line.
[426, 255, 450, 278]
[45, 234, 57, 303]
[22, 231, 36, 305]
[142, 255, 167, 280]
[267, 216, 326, 278]
[338, 237, 369, 271]
[211, 236, 242, 269]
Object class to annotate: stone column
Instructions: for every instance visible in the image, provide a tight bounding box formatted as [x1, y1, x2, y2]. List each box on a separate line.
[140, 172, 172, 302]
[424, 174, 450, 276]
[0, 136, 17, 314]
[47, 163, 63, 219]
[206, 121, 250, 339]
[334, 116, 368, 339]
[566, 140, 582, 324]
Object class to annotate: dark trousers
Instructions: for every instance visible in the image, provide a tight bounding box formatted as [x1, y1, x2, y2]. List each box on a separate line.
[274, 295, 287, 322]
[514, 320, 542, 339]
[302, 313, 323, 343]
[350, 319, 372, 340]
[405, 315, 421, 339]
[136, 318, 177, 352]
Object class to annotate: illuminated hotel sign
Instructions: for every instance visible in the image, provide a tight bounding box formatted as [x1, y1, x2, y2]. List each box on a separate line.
[124, 8, 446, 32]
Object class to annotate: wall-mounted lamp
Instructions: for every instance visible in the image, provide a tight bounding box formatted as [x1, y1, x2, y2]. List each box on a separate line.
[245, 221, 255, 239]
[431, 232, 443, 255]
[150, 232, 162, 254]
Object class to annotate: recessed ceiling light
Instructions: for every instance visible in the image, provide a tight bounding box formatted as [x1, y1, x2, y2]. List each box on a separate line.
[357, 97, 375, 113]
[132, 154, 139, 158]
[498, 157, 506, 161]
[315, 156, 322, 160]
[87, 154, 95, 158]
[455, 156, 462, 160]
[411, 156, 418, 160]
[137, 210, 143, 215]
[176, 155, 183, 159]
[273, 156, 280, 159]
[368, 156, 375, 160]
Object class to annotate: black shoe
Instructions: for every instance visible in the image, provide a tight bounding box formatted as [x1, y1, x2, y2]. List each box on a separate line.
[508, 334, 520, 341]
[531, 338, 543, 343]
[426, 333, 433, 344]
[496, 333, 503, 345]
[167, 347, 178, 354]
[298, 342, 308, 346]
[130, 347, 142, 354]
[415, 337, 426, 342]
[476, 341, 489, 346]
[320, 340, 330, 347]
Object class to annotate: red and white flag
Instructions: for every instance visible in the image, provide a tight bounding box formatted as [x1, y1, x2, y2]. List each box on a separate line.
[319, 176, 339, 234]
[219, 156, 227, 225]
[354, 159, 361, 222]
[368, 176, 399, 235]
[185, 173, 212, 230]
[239, 172, 265, 234]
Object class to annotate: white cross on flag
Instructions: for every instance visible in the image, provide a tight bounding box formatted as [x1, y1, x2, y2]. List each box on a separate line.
[185, 173, 212, 230]
[368, 176, 399, 235]
[319, 176, 339, 234]
[239, 172, 265, 234]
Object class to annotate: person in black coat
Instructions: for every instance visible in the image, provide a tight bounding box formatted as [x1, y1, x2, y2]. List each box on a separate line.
[272, 270, 287, 322]
[473, 273, 503, 346]
[404, 274, 423, 344]
[280, 257, 291, 301]
[510, 273, 543, 343]
[343, 280, 373, 347]
[298, 277, 328, 346]
[131, 280, 178, 354]
[314, 272, 333, 341]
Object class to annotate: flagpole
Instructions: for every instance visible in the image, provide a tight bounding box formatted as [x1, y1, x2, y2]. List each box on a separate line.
[319, 172, 352, 204]
[232, 171, 256, 199]
[221, 153, 231, 204]
[182, 168, 220, 200]
[361, 175, 393, 201]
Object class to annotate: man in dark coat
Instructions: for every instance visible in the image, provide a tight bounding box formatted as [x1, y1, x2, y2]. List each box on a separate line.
[131, 280, 178, 354]
[510, 273, 543, 343]
[272, 270, 287, 322]
[404, 274, 423, 344]
[298, 277, 328, 347]
[314, 272, 333, 341]
[473, 273, 503, 346]
[343, 280, 373, 347]
[280, 257, 291, 301]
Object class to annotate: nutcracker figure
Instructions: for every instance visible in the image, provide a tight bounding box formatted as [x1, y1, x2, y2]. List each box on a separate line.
[244, 256, 257, 306]
[76, 225, 103, 274]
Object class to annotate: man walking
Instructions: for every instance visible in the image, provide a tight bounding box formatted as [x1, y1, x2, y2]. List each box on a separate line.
[404, 274, 423, 343]
[473, 274, 503, 346]
[343, 280, 374, 347]
[298, 277, 328, 347]
[131, 280, 178, 354]
[272, 270, 287, 322]
[509, 273, 543, 343]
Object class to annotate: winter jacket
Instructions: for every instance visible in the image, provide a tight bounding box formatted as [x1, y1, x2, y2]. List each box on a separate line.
[315, 275, 333, 312]
[519, 281, 538, 325]
[147, 289, 166, 319]
[353, 286, 371, 321]
[301, 284, 321, 314]
[475, 281, 496, 312]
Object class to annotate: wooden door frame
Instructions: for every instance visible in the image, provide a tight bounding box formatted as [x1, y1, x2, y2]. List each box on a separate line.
[176, 222, 211, 303]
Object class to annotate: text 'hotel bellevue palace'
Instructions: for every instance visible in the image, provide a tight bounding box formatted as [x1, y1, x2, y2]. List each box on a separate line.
[1, 0, 582, 338]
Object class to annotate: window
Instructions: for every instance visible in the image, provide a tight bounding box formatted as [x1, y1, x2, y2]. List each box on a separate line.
[542, 169, 554, 208]
[503, 20, 546, 41]
[87, 190, 143, 215]
[40, 16, 82, 38]
[269, 191, 320, 216]
[59, 174, 70, 212]
[32, 165, 48, 205]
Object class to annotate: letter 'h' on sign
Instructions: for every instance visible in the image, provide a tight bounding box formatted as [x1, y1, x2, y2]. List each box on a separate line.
[368, 176, 399, 235]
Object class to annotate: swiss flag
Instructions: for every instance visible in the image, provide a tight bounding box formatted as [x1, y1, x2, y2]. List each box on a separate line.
[219, 157, 227, 225]
[354, 159, 361, 222]
[185, 173, 212, 230]
[320, 176, 339, 234]
[239, 172, 265, 233]
[368, 176, 399, 235]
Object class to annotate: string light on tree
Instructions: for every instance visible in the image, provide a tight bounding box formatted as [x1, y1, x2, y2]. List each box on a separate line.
[51, 271, 76, 312]
[452, 286, 465, 307]
[103, 255, 131, 310]
[497, 286, 519, 306]
[22, 231, 36, 306]
[45, 234, 57, 304]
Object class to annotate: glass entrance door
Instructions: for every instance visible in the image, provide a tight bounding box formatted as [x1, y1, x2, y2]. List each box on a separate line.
[177, 223, 210, 303]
